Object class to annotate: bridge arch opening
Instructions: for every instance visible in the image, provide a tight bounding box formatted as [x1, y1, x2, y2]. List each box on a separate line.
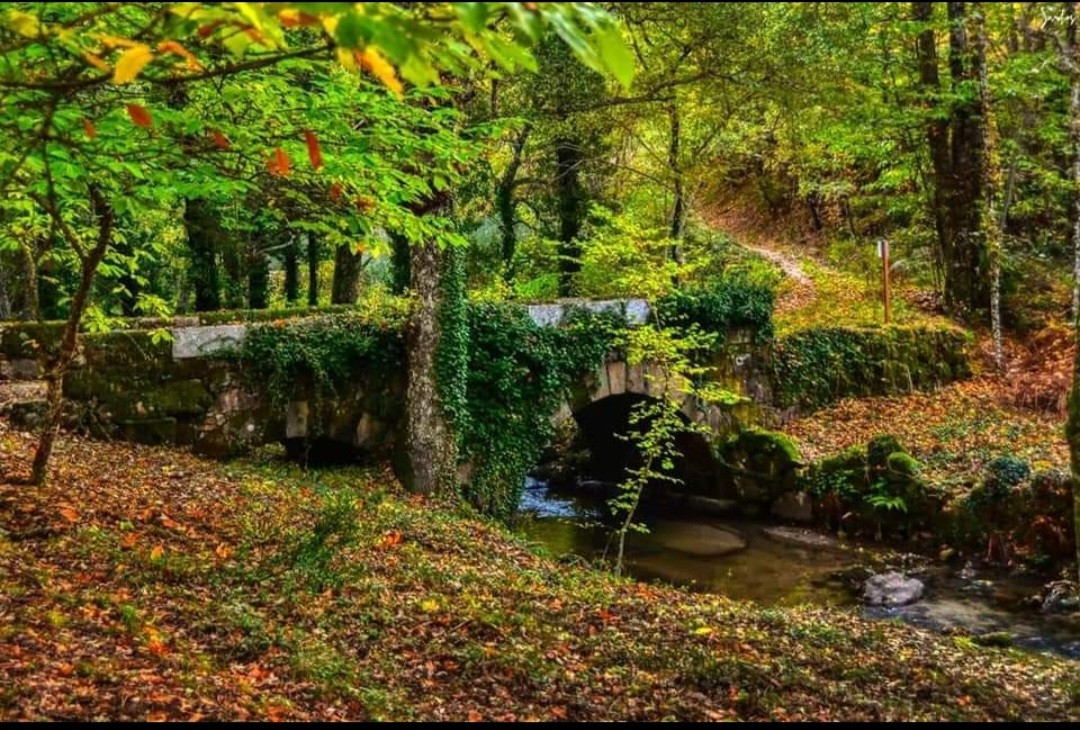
[570, 393, 721, 495]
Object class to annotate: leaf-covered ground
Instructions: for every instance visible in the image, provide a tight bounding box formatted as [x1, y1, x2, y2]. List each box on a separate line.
[786, 374, 1069, 493]
[0, 421, 1077, 721]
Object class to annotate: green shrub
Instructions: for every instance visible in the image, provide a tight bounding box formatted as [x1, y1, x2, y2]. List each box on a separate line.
[656, 274, 775, 343]
[868, 434, 904, 470]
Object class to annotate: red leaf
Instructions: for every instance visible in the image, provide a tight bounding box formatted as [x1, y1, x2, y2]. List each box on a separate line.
[197, 21, 221, 39]
[267, 147, 290, 177]
[330, 181, 343, 201]
[210, 129, 230, 150]
[304, 129, 323, 170]
[82, 118, 97, 139]
[126, 103, 153, 128]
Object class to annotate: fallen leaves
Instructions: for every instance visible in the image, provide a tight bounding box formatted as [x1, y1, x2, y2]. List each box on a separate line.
[0, 419, 1076, 722]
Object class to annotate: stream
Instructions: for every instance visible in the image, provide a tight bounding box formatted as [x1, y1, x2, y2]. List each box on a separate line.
[516, 477, 1080, 660]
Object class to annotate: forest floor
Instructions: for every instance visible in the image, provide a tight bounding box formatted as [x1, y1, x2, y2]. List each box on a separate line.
[0, 421, 1078, 721]
[706, 204, 1072, 497]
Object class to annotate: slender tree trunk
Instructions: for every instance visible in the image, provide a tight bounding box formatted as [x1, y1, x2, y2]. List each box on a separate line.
[283, 234, 300, 304]
[113, 233, 140, 317]
[32, 190, 113, 484]
[184, 198, 222, 312]
[974, 4, 1005, 371]
[306, 233, 319, 307]
[915, 2, 953, 296]
[331, 243, 363, 304]
[1066, 2, 1080, 323]
[18, 245, 39, 321]
[497, 127, 530, 280]
[0, 254, 10, 321]
[404, 233, 460, 496]
[668, 102, 687, 248]
[556, 137, 585, 297]
[247, 246, 270, 309]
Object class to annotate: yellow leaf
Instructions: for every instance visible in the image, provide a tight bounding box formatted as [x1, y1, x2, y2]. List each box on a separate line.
[419, 598, 439, 613]
[113, 44, 153, 84]
[82, 52, 111, 73]
[95, 33, 142, 49]
[149, 545, 164, 560]
[692, 626, 714, 636]
[6, 10, 42, 39]
[357, 47, 403, 97]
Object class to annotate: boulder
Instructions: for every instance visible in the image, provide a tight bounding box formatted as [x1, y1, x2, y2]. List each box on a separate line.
[1040, 581, 1080, 615]
[863, 571, 924, 606]
[651, 521, 747, 557]
[770, 490, 813, 522]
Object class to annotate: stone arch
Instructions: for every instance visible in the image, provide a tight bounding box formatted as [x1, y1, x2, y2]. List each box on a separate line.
[566, 391, 723, 495]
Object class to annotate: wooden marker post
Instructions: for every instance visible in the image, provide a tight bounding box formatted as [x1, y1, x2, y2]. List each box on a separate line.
[877, 238, 891, 324]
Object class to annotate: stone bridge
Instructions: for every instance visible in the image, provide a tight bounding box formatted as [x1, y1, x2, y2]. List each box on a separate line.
[0, 299, 772, 465]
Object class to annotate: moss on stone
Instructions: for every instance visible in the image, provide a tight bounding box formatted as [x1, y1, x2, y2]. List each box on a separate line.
[885, 451, 920, 479]
[867, 434, 904, 470]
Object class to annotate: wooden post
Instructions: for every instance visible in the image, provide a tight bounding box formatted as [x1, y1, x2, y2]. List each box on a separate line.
[879, 238, 892, 324]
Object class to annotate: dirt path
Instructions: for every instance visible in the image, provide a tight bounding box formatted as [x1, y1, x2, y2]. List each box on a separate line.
[703, 206, 817, 314]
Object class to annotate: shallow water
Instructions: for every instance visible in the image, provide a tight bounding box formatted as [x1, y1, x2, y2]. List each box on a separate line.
[516, 477, 1080, 659]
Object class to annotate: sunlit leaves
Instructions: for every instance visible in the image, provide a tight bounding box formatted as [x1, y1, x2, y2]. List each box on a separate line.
[113, 45, 154, 84]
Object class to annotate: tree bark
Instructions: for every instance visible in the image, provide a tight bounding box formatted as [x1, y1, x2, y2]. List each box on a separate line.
[283, 234, 300, 304]
[184, 198, 222, 312]
[32, 189, 113, 484]
[404, 235, 460, 496]
[914, 2, 990, 318]
[331, 243, 363, 304]
[668, 102, 687, 247]
[556, 137, 585, 297]
[974, 4, 1005, 371]
[497, 126, 529, 279]
[306, 233, 319, 307]
[1066, 2, 1080, 323]
[247, 246, 270, 309]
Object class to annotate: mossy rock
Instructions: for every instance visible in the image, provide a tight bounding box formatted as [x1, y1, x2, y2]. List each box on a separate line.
[802, 446, 867, 499]
[721, 427, 803, 503]
[885, 451, 919, 479]
[867, 434, 904, 470]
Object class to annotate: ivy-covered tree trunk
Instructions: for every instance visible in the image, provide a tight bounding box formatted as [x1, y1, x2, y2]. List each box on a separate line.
[1068, 2, 1080, 322]
[404, 233, 464, 496]
[497, 126, 529, 279]
[331, 243, 362, 304]
[556, 137, 585, 297]
[1068, 312, 1080, 583]
[306, 233, 320, 307]
[0, 253, 10, 321]
[184, 198, 222, 312]
[283, 234, 300, 304]
[32, 189, 113, 485]
[16, 246, 38, 321]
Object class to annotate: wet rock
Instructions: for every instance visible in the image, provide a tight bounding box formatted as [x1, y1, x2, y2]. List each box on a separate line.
[958, 562, 977, 581]
[651, 522, 747, 557]
[762, 525, 838, 550]
[770, 491, 813, 522]
[863, 571, 925, 607]
[1040, 581, 1080, 615]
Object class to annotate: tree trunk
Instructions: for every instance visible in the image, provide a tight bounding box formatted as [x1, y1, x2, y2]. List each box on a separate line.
[113, 233, 140, 317]
[974, 4, 1005, 371]
[184, 198, 222, 312]
[915, 2, 990, 318]
[247, 247, 270, 309]
[404, 237, 461, 496]
[390, 231, 411, 295]
[556, 137, 585, 297]
[331, 243, 363, 305]
[1068, 304, 1080, 584]
[306, 233, 319, 307]
[1067, 2, 1080, 323]
[32, 190, 113, 484]
[0, 254, 10, 321]
[497, 127, 529, 279]
[945, 1, 990, 317]
[668, 102, 687, 248]
[915, 2, 953, 294]
[283, 234, 300, 304]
